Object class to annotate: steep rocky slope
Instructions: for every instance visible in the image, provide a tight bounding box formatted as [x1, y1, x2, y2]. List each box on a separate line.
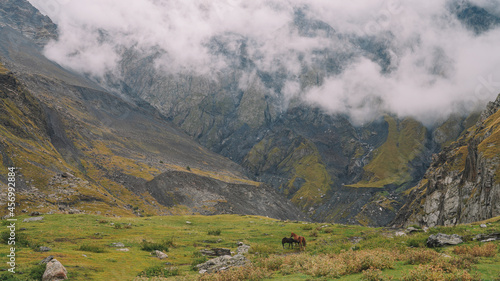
[0, 1, 306, 220]
[393, 94, 500, 227]
[112, 39, 477, 226]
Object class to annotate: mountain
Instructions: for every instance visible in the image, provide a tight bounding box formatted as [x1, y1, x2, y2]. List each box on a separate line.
[393, 93, 500, 227]
[107, 19, 480, 226]
[2, 0, 497, 226]
[0, 0, 306, 221]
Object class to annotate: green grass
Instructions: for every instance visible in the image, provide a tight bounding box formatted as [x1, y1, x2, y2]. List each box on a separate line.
[348, 116, 427, 188]
[0, 214, 498, 280]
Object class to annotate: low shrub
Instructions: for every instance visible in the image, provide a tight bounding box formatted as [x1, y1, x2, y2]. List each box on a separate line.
[401, 264, 480, 281]
[405, 249, 440, 265]
[140, 239, 170, 252]
[198, 265, 270, 281]
[207, 229, 221, 236]
[362, 267, 392, 281]
[453, 243, 497, 257]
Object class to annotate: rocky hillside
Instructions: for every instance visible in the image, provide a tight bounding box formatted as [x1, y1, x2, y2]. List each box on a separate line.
[393, 93, 500, 227]
[109, 27, 478, 226]
[0, 1, 306, 221]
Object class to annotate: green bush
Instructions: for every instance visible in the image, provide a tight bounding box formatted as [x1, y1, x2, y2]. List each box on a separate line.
[140, 239, 171, 252]
[207, 229, 221, 236]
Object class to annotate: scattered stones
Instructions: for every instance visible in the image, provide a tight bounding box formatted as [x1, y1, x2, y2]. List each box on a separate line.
[23, 216, 43, 222]
[39, 246, 51, 252]
[30, 211, 41, 216]
[196, 254, 249, 274]
[154, 250, 168, 259]
[186, 221, 192, 224]
[42, 259, 68, 281]
[473, 233, 500, 242]
[200, 248, 231, 257]
[111, 242, 125, 248]
[427, 233, 463, 248]
[394, 231, 407, 237]
[39, 256, 54, 265]
[480, 224, 487, 228]
[116, 248, 129, 252]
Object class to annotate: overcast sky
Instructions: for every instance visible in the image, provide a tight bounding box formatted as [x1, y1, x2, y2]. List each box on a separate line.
[29, 0, 500, 125]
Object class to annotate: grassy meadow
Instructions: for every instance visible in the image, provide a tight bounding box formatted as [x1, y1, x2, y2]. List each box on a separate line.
[0, 214, 499, 280]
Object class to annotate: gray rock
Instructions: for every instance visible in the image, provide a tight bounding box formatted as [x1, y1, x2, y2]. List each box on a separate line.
[116, 248, 129, 252]
[111, 242, 125, 248]
[42, 259, 68, 281]
[394, 231, 407, 237]
[196, 254, 249, 274]
[406, 227, 422, 234]
[237, 244, 250, 255]
[480, 224, 487, 228]
[427, 233, 463, 248]
[473, 233, 500, 242]
[39, 246, 51, 252]
[154, 250, 168, 259]
[23, 216, 44, 222]
[39, 256, 54, 265]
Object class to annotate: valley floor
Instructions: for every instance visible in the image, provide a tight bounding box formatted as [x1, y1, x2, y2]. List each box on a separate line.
[0, 214, 499, 280]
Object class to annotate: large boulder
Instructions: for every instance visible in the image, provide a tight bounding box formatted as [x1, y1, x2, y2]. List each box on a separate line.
[196, 254, 248, 274]
[426, 233, 463, 248]
[42, 259, 68, 281]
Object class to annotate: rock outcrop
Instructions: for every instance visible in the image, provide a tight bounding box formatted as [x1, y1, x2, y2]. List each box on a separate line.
[394, 94, 500, 227]
[196, 254, 249, 274]
[426, 233, 463, 248]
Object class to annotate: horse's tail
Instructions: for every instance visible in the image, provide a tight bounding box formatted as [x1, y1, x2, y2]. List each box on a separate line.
[302, 237, 306, 247]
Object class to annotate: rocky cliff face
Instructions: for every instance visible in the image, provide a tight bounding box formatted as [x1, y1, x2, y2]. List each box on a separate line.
[393, 94, 500, 227]
[0, 0, 57, 47]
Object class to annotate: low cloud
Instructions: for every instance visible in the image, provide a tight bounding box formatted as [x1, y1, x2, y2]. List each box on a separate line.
[29, 0, 500, 125]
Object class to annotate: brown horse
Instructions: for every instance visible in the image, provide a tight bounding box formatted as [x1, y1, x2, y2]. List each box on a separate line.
[291, 232, 306, 250]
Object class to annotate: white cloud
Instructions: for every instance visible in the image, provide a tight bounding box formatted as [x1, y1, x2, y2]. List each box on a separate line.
[28, 0, 500, 125]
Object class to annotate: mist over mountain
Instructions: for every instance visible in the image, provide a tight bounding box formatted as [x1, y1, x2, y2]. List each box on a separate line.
[29, 0, 500, 125]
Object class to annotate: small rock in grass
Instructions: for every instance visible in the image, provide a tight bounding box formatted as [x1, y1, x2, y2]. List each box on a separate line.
[154, 250, 168, 259]
[39, 246, 51, 252]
